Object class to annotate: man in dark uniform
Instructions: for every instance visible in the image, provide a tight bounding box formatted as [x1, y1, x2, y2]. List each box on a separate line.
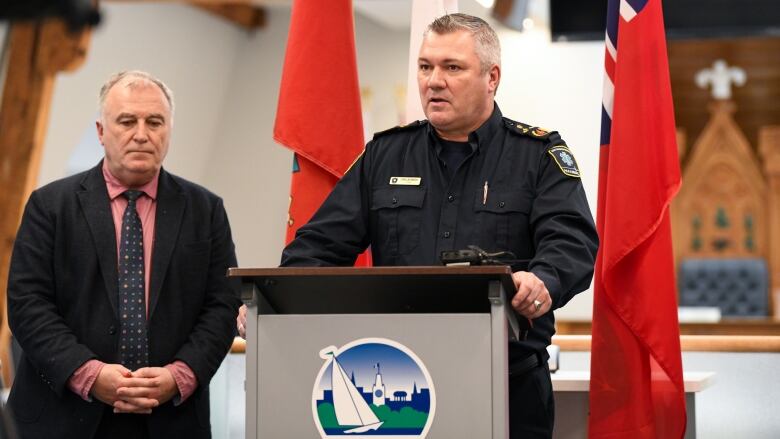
[241, 13, 598, 438]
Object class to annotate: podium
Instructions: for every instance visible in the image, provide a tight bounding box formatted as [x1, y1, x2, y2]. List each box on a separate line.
[229, 266, 527, 439]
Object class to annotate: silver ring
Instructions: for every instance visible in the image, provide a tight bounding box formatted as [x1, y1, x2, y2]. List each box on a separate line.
[533, 299, 542, 311]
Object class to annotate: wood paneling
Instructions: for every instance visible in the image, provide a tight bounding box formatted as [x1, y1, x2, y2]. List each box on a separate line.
[669, 37, 780, 162]
[191, 3, 266, 30]
[669, 37, 780, 318]
[760, 127, 780, 315]
[230, 334, 780, 354]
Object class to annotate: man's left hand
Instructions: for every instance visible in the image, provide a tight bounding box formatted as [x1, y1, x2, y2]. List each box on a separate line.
[114, 367, 179, 413]
[237, 304, 247, 339]
[510, 271, 552, 319]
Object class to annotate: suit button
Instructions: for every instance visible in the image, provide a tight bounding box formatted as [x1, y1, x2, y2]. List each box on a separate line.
[108, 326, 116, 335]
[499, 201, 506, 208]
[392, 197, 398, 204]
[443, 231, 451, 238]
[447, 195, 455, 202]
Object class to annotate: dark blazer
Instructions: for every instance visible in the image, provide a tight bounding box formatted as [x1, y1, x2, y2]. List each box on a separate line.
[6, 162, 241, 439]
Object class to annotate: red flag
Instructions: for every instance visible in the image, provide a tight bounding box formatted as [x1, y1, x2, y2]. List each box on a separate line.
[589, 0, 686, 437]
[274, 0, 370, 264]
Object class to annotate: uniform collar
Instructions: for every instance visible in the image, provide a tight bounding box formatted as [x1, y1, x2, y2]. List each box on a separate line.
[472, 102, 503, 150]
[427, 102, 504, 154]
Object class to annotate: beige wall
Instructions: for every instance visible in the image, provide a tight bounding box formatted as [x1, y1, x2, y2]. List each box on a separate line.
[40, 3, 244, 185]
[200, 7, 411, 269]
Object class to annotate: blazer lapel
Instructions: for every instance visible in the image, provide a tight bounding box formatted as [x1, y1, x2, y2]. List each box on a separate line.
[149, 169, 185, 318]
[77, 163, 120, 316]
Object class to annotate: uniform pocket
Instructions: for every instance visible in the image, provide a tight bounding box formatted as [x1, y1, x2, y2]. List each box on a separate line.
[473, 187, 531, 252]
[371, 186, 426, 255]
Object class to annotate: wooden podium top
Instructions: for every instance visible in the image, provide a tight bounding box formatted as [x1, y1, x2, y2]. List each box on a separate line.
[229, 265, 513, 281]
[229, 265, 518, 315]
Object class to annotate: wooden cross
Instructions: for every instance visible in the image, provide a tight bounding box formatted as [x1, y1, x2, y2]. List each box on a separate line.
[695, 59, 746, 100]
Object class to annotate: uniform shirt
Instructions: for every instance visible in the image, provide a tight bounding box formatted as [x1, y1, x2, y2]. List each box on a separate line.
[281, 104, 599, 359]
[435, 136, 474, 181]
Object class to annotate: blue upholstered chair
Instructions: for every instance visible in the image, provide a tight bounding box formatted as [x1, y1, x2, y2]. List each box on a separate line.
[678, 258, 769, 317]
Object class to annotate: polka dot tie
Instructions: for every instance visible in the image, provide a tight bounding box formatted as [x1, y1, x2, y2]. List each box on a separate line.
[118, 190, 148, 368]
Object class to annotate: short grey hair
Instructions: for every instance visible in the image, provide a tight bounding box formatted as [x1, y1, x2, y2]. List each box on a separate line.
[425, 13, 501, 74]
[98, 70, 175, 119]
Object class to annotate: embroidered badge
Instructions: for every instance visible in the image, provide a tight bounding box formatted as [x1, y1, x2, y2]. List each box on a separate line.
[531, 127, 549, 137]
[548, 145, 580, 178]
[515, 124, 529, 134]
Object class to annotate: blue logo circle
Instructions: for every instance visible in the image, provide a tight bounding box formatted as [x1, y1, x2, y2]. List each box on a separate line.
[312, 338, 436, 437]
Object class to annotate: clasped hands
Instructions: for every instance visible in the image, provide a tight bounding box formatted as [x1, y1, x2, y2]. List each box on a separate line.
[91, 364, 178, 414]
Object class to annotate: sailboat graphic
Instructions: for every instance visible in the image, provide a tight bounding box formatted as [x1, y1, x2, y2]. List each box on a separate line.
[324, 348, 384, 434]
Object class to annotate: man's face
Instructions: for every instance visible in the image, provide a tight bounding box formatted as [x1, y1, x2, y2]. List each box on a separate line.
[417, 30, 500, 141]
[97, 79, 171, 187]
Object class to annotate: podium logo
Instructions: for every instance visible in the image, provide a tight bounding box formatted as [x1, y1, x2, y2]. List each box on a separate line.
[312, 338, 436, 438]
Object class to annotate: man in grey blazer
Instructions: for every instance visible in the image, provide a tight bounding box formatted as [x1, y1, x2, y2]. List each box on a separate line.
[6, 71, 241, 439]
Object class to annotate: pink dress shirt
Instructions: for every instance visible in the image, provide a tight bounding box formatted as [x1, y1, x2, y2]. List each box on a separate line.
[67, 162, 197, 403]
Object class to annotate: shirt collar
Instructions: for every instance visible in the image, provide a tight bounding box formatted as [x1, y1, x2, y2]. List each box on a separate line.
[427, 102, 504, 154]
[471, 102, 503, 149]
[431, 131, 475, 158]
[102, 160, 160, 201]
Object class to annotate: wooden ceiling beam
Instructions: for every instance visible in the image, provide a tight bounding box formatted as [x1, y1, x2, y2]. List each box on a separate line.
[492, 0, 515, 23]
[104, 0, 267, 30]
[191, 3, 266, 31]
[107, 0, 255, 4]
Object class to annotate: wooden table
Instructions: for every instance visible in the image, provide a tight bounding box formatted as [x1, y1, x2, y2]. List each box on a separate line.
[551, 370, 716, 439]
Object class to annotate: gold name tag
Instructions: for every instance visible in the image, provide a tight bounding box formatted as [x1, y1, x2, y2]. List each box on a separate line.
[389, 177, 421, 186]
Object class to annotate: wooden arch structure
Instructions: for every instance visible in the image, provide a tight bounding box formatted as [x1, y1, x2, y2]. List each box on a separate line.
[672, 100, 780, 317]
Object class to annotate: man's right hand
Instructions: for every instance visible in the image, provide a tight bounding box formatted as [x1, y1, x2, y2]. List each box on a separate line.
[237, 304, 247, 339]
[91, 364, 157, 414]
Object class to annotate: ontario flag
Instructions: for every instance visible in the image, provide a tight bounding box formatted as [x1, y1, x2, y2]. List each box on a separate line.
[274, 0, 370, 265]
[589, 0, 686, 438]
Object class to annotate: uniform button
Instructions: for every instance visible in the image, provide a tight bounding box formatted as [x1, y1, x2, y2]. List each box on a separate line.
[108, 325, 116, 335]
[499, 201, 506, 208]
[392, 197, 398, 204]
[443, 231, 451, 238]
[447, 195, 455, 202]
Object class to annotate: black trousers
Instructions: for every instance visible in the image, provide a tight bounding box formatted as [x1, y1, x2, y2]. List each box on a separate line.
[508, 362, 555, 439]
[93, 406, 150, 439]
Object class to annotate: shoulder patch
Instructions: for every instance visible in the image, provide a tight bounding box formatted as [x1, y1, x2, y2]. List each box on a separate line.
[504, 118, 560, 142]
[547, 145, 581, 178]
[373, 120, 428, 140]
